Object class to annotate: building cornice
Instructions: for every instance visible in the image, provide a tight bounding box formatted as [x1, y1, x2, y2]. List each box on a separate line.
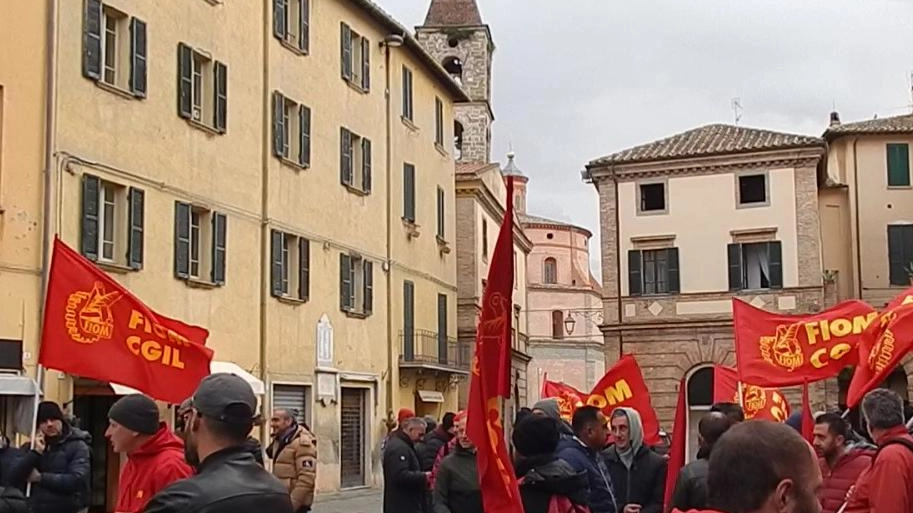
[522, 220, 592, 238]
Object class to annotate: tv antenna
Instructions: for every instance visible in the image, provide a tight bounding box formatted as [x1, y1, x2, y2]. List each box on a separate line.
[731, 97, 743, 125]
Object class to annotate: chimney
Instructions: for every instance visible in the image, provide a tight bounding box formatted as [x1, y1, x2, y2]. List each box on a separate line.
[829, 111, 841, 127]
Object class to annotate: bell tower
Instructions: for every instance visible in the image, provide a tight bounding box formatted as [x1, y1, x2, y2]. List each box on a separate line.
[417, 0, 494, 163]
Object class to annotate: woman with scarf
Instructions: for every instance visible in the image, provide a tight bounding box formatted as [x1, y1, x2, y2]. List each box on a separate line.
[604, 408, 666, 513]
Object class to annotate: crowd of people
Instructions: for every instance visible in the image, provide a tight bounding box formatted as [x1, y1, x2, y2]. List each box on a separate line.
[383, 388, 913, 513]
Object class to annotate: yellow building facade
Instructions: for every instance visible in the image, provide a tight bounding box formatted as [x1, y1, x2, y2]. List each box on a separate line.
[1, 0, 466, 501]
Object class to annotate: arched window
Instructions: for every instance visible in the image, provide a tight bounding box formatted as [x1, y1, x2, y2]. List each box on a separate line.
[685, 366, 715, 461]
[442, 56, 463, 85]
[551, 310, 564, 339]
[454, 121, 464, 159]
[543, 258, 558, 284]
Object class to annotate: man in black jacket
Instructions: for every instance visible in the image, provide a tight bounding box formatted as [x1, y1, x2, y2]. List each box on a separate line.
[383, 416, 429, 513]
[10, 401, 90, 513]
[418, 412, 455, 471]
[141, 374, 292, 513]
[670, 411, 733, 511]
[605, 407, 666, 513]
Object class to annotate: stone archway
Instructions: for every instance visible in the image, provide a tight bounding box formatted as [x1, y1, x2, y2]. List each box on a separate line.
[685, 364, 714, 461]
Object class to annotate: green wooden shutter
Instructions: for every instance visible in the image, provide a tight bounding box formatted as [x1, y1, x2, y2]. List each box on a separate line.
[212, 213, 227, 285]
[80, 174, 100, 260]
[402, 67, 412, 120]
[362, 138, 372, 193]
[129, 18, 147, 97]
[727, 243, 743, 291]
[887, 144, 911, 187]
[177, 43, 193, 118]
[339, 254, 352, 311]
[82, 0, 102, 80]
[273, 0, 286, 39]
[403, 163, 415, 222]
[437, 187, 445, 238]
[299, 105, 311, 166]
[888, 225, 913, 286]
[361, 37, 370, 90]
[270, 230, 283, 296]
[214, 61, 228, 132]
[299, 0, 309, 52]
[627, 250, 642, 296]
[127, 187, 144, 269]
[403, 281, 414, 360]
[767, 241, 783, 289]
[174, 202, 191, 279]
[435, 98, 443, 145]
[667, 247, 680, 293]
[340, 128, 352, 185]
[298, 238, 310, 300]
[340, 23, 352, 80]
[272, 92, 285, 158]
[363, 260, 373, 315]
[437, 294, 447, 364]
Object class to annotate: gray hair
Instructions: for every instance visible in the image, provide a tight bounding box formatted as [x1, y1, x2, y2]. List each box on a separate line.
[862, 388, 905, 430]
[402, 417, 427, 430]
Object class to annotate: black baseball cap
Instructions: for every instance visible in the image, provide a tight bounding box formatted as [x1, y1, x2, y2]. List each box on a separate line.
[191, 373, 257, 424]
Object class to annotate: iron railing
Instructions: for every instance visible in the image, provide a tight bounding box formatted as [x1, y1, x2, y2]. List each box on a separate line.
[399, 330, 470, 370]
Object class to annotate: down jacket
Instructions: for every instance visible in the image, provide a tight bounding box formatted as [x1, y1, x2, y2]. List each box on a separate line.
[845, 426, 913, 513]
[268, 424, 318, 512]
[10, 425, 91, 513]
[817, 447, 874, 513]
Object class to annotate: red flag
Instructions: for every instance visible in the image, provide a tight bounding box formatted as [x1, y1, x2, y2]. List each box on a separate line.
[712, 365, 791, 422]
[540, 379, 587, 422]
[587, 355, 662, 445]
[846, 287, 913, 407]
[466, 176, 523, 513]
[39, 238, 213, 403]
[664, 378, 687, 512]
[733, 299, 876, 387]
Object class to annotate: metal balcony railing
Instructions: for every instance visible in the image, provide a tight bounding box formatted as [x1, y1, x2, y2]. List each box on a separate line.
[399, 330, 470, 371]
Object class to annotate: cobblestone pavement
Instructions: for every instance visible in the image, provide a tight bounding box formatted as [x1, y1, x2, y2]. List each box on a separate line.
[314, 488, 382, 513]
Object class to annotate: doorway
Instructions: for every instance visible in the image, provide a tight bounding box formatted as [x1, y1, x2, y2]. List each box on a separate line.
[685, 366, 713, 462]
[73, 393, 119, 513]
[340, 387, 367, 488]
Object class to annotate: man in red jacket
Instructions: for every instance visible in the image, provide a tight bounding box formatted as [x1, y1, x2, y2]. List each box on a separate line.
[813, 413, 874, 513]
[105, 394, 193, 512]
[845, 389, 913, 513]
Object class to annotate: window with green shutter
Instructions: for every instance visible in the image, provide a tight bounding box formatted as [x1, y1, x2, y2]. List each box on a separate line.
[888, 225, 913, 286]
[403, 163, 415, 222]
[402, 67, 414, 121]
[272, 91, 310, 168]
[177, 43, 228, 133]
[339, 253, 372, 317]
[270, 230, 307, 300]
[83, 2, 146, 98]
[340, 23, 370, 93]
[436, 187, 445, 239]
[174, 203, 228, 286]
[727, 241, 782, 291]
[887, 144, 910, 187]
[274, 0, 309, 53]
[81, 174, 143, 270]
[340, 127, 371, 194]
[628, 248, 680, 296]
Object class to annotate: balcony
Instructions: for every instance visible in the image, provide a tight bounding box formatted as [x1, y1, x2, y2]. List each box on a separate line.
[399, 330, 471, 374]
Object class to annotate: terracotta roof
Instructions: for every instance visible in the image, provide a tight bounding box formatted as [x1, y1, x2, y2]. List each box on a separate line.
[824, 113, 913, 139]
[589, 124, 824, 166]
[456, 162, 497, 175]
[423, 0, 484, 26]
[520, 214, 593, 238]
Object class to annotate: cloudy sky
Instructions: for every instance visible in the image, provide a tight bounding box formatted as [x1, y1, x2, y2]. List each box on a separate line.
[382, 0, 913, 274]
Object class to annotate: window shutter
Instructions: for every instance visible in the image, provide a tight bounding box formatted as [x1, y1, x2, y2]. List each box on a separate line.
[211, 212, 227, 285]
[403, 163, 415, 222]
[177, 43, 193, 118]
[214, 61, 228, 132]
[340, 23, 352, 80]
[361, 37, 371, 90]
[362, 138, 372, 193]
[767, 241, 783, 289]
[80, 174, 100, 260]
[174, 202, 191, 279]
[667, 247, 680, 293]
[435, 98, 443, 145]
[339, 254, 352, 311]
[340, 128, 352, 185]
[363, 260, 374, 315]
[298, 238, 310, 300]
[437, 187, 445, 238]
[129, 18, 147, 97]
[127, 187, 145, 269]
[272, 92, 285, 158]
[273, 0, 286, 39]
[299, 0, 309, 52]
[627, 250, 642, 296]
[888, 144, 911, 187]
[727, 243, 743, 291]
[437, 294, 447, 364]
[888, 226, 910, 286]
[403, 281, 415, 360]
[82, 0, 102, 80]
[402, 67, 412, 120]
[299, 105, 311, 166]
[270, 230, 283, 297]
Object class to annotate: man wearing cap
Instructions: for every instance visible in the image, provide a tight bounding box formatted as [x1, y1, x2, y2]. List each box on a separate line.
[176, 398, 265, 467]
[105, 394, 193, 513]
[141, 374, 292, 513]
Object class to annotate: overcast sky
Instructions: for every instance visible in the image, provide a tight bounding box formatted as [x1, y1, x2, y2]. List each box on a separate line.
[381, 0, 913, 275]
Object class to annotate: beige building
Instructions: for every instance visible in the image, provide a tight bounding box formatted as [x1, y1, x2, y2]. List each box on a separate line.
[585, 124, 832, 457]
[2, 0, 467, 502]
[819, 111, 913, 403]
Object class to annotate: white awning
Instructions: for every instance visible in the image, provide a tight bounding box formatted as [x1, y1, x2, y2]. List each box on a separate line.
[0, 374, 40, 396]
[416, 390, 444, 403]
[110, 361, 265, 398]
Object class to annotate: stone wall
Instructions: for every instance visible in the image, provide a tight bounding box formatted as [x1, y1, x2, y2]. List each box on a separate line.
[454, 104, 492, 163]
[416, 29, 492, 102]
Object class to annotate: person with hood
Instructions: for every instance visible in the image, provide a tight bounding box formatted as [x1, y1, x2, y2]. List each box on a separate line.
[605, 407, 666, 513]
[844, 389, 913, 513]
[673, 420, 823, 513]
[105, 394, 193, 513]
[556, 405, 617, 513]
[267, 408, 318, 513]
[532, 398, 575, 439]
[513, 414, 589, 513]
[670, 411, 734, 511]
[418, 412, 456, 471]
[383, 416, 429, 513]
[9, 401, 91, 513]
[432, 413, 482, 513]
[813, 413, 874, 513]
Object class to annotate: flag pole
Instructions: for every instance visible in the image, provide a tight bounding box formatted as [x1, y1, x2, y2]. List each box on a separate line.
[737, 381, 745, 408]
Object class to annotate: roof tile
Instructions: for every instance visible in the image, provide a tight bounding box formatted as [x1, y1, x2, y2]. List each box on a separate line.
[423, 0, 483, 26]
[825, 113, 913, 138]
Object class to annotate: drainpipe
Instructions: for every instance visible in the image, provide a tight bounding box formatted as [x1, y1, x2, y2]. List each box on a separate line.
[37, 0, 59, 392]
[851, 137, 862, 298]
[257, 0, 271, 442]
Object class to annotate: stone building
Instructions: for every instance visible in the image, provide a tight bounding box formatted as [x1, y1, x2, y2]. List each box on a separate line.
[585, 124, 833, 454]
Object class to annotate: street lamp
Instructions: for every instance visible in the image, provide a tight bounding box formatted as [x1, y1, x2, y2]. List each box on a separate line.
[564, 313, 576, 335]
